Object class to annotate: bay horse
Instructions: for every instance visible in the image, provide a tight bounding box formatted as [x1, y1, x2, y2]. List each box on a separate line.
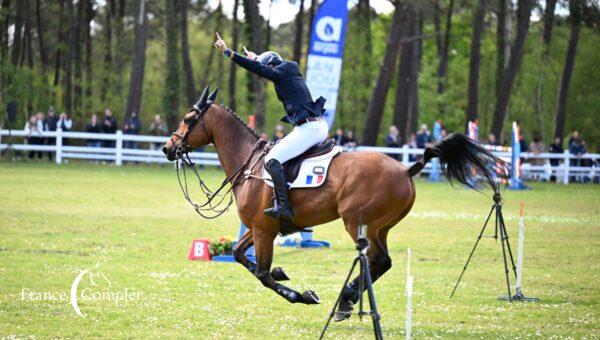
[163, 87, 507, 316]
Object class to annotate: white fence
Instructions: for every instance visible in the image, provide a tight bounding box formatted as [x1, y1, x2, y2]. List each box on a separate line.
[1, 129, 598, 184]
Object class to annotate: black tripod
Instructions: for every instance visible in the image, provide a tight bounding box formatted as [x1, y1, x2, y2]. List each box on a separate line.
[450, 189, 519, 302]
[320, 224, 383, 339]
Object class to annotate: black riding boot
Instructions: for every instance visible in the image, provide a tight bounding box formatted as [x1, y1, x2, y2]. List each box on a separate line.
[264, 159, 294, 220]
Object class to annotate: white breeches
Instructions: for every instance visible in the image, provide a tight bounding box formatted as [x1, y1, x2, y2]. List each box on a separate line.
[265, 119, 329, 164]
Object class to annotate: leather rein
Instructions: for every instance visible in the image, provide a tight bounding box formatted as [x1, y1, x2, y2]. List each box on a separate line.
[170, 103, 267, 219]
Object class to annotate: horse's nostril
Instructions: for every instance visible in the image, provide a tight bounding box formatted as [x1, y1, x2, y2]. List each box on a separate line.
[162, 147, 168, 155]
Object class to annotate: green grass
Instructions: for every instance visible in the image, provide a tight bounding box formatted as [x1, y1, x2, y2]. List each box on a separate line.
[0, 161, 599, 339]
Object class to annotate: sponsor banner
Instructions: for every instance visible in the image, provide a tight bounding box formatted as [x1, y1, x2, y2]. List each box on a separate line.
[305, 0, 349, 128]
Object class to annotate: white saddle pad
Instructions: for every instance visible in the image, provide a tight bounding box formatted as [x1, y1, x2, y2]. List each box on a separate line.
[262, 146, 343, 189]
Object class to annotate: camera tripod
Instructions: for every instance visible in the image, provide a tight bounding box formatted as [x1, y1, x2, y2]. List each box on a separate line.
[450, 189, 519, 301]
[320, 224, 383, 339]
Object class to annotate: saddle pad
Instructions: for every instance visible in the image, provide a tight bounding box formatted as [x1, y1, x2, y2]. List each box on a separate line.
[262, 146, 343, 189]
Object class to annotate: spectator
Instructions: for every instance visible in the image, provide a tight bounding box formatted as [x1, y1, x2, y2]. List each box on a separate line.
[334, 128, 347, 146]
[102, 108, 118, 148]
[344, 130, 357, 149]
[35, 112, 51, 160]
[123, 111, 142, 149]
[416, 124, 431, 149]
[57, 112, 73, 146]
[24, 114, 42, 159]
[569, 131, 586, 182]
[487, 133, 497, 146]
[46, 107, 58, 158]
[440, 128, 447, 140]
[273, 124, 286, 143]
[549, 137, 563, 181]
[529, 136, 544, 166]
[407, 133, 417, 162]
[386, 125, 400, 160]
[149, 115, 168, 151]
[86, 114, 102, 148]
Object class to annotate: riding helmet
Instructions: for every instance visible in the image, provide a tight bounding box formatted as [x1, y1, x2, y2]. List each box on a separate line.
[257, 51, 283, 66]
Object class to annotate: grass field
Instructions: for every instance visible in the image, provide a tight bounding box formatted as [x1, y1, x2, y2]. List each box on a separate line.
[0, 161, 599, 339]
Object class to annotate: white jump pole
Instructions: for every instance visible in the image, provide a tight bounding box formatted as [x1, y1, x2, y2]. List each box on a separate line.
[406, 248, 413, 340]
[515, 202, 525, 295]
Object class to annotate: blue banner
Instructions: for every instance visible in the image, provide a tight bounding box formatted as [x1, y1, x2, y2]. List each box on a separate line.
[305, 0, 349, 128]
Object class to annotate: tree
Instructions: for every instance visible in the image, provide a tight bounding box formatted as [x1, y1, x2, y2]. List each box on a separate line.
[100, 1, 113, 101]
[125, 0, 149, 117]
[243, 0, 266, 129]
[73, 0, 85, 115]
[465, 0, 486, 129]
[535, 0, 557, 143]
[54, 0, 65, 87]
[0, 0, 10, 63]
[393, 3, 417, 143]
[434, 0, 455, 115]
[553, 1, 582, 143]
[63, 0, 76, 113]
[35, 0, 47, 71]
[11, 0, 25, 66]
[490, 0, 534, 138]
[361, 1, 404, 146]
[293, 0, 305, 63]
[179, 0, 197, 106]
[164, 0, 181, 131]
[83, 0, 95, 112]
[228, 0, 240, 111]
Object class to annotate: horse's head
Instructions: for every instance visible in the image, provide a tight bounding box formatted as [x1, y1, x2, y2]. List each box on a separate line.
[163, 85, 218, 161]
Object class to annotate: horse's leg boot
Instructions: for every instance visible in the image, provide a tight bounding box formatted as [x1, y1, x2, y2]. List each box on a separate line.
[263, 159, 294, 220]
[334, 300, 353, 322]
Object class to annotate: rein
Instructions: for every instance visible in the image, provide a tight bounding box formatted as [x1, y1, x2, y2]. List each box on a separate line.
[175, 139, 268, 219]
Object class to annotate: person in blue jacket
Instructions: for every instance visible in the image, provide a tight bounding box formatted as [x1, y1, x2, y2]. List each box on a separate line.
[214, 32, 328, 220]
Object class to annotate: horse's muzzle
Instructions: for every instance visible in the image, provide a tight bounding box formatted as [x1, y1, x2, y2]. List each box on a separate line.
[163, 145, 176, 161]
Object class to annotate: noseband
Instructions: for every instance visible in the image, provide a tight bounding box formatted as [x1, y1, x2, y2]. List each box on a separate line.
[170, 104, 210, 160]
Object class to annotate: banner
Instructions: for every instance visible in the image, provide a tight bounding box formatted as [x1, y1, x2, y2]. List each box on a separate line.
[305, 0, 349, 128]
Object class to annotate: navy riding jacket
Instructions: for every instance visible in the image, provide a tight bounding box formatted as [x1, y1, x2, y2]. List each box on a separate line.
[231, 52, 325, 126]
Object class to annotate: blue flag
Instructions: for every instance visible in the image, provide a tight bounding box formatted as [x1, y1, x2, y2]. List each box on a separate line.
[305, 0, 349, 129]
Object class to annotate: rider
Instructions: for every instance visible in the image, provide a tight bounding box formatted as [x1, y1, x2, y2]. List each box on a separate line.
[214, 32, 328, 221]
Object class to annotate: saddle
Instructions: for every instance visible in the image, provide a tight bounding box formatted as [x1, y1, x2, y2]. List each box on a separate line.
[265, 139, 336, 183]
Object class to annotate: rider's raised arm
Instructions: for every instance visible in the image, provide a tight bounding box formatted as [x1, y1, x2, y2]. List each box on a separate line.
[230, 52, 284, 82]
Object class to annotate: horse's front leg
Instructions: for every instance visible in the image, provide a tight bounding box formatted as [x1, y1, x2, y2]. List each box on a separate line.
[253, 228, 320, 304]
[234, 229, 290, 281]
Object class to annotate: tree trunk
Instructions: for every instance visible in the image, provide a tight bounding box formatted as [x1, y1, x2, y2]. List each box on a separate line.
[534, 0, 557, 144]
[24, 0, 34, 69]
[361, 1, 404, 146]
[73, 0, 84, 116]
[436, 0, 454, 114]
[164, 0, 181, 131]
[293, 0, 305, 63]
[495, 0, 507, 105]
[0, 0, 10, 63]
[100, 2, 113, 102]
[35, 0, 47, 71]
[228, 0, 240, 111]
[490, 0, 534, 138]
[304, 0, 317, 70]
[63, 0, 75, 113]
[200, 4, 221, 88]
[393, 4, 415, 143]
[408, 10, 422, 139]
[245, 0, 265, 129]
[125, 0, 148, 116]
[553, 1, 581, 143]
[466, 0, 486, 129]
[179, 0, 197, 106]
[54, 0, 65, 87]
[84, 0, 95, 112]
[11, 0, 24, 66]
[113, 0, 125, 94]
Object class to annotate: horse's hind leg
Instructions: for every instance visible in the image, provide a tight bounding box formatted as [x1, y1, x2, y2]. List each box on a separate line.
[234, 229, 289, 281]
[253, 228, 319, 304]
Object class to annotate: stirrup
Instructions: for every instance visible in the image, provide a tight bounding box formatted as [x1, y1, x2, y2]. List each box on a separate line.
[264, 206, 294, 220]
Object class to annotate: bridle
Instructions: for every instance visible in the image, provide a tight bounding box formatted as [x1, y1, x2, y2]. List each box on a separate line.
[170, 102, 268, 219]
[169, 103, 210, 160]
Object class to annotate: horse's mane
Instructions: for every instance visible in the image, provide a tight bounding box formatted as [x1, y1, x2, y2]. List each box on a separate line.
[215, 103, 260, 140]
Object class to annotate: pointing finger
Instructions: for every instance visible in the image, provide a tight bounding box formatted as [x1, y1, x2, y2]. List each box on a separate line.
[216, 32, 222, 40]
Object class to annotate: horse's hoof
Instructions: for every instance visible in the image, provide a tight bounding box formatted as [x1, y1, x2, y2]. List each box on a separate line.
[302, 290, 321, 304]
[271, 267, 290, 281]
[334, 301, 354, 322]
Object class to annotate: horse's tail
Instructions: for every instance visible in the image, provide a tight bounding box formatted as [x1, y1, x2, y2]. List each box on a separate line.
[407, 132, 509, 189]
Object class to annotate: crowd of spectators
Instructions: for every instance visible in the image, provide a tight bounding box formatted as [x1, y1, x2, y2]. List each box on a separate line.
[23, 106, 171, 161]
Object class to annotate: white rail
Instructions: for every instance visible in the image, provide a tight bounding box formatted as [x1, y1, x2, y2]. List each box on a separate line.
[1, 129, 598, 184]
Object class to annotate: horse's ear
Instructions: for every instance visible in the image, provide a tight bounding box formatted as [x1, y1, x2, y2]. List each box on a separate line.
[207, 88, 219, 103]
[196, 84, 210, 108]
